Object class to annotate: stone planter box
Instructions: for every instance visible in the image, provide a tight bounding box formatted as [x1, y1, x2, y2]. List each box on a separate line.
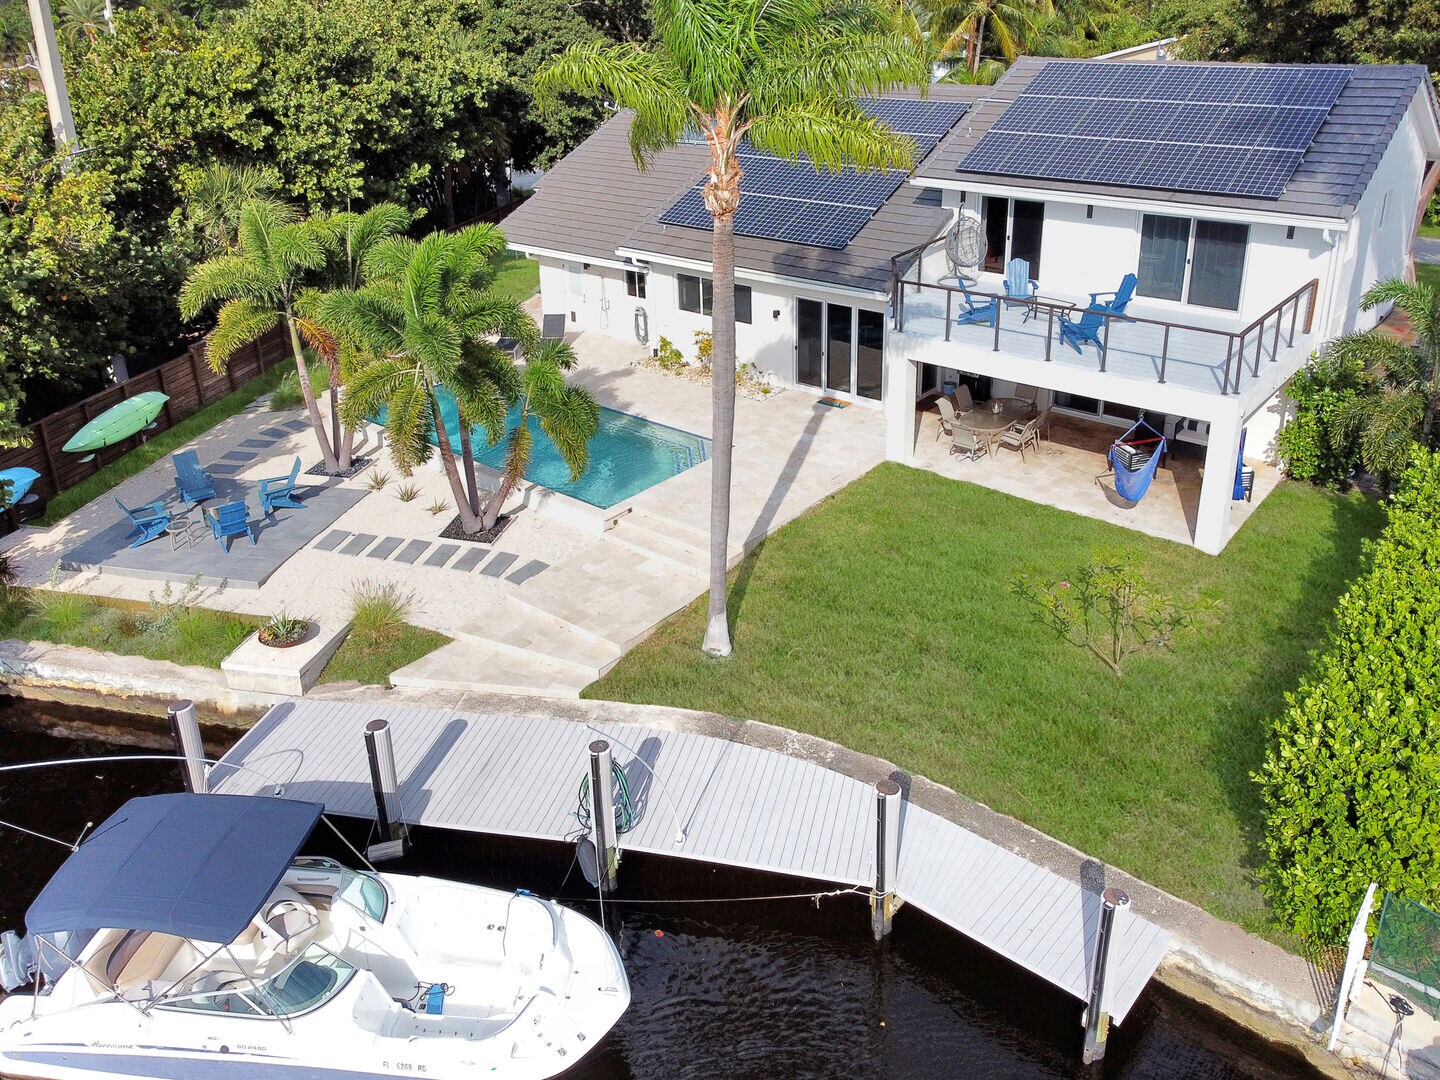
[221, 620, 349, 696]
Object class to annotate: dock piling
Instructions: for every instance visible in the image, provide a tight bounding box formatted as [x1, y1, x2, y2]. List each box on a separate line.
[364, 719, 406, 861]
[1081, 886, 1130, 1064]
[589, 740, 619, 895]
[167, 700, 207, 794]
[871, 778, 903, 940]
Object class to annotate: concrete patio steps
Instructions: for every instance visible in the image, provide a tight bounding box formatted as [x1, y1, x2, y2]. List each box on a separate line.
[604, 512, 708, 574]
[449, 602, 623, 679]
[389, 638, 592, 697]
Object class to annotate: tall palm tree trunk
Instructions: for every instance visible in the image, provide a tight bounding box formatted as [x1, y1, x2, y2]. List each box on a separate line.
[702, 146, 741, 657]
[286, 317, 341, 473]
[429, 390, 484, 534]
[457, 420, 481, 516]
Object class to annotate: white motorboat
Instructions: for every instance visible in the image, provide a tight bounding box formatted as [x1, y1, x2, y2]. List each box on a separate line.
[0, 792, 629, 1080]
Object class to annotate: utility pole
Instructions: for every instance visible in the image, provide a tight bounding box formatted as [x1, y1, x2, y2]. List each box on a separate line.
[25, 0, 78, 152]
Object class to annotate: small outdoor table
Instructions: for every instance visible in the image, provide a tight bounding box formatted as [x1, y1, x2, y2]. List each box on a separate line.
[165, 512, 204, 550]
[958, 398, 1034, 453]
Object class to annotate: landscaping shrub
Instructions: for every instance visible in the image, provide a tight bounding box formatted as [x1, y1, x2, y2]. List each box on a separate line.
[269, 361, 330, 412]
[1258, 447, 1440, 943]
[348, 580, 413, 646]
[1276, 353, 1366, 489]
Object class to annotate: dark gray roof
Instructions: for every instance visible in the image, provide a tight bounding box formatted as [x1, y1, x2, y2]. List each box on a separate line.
[916, 57, 1438, 219]
[503, 85, 984, 293]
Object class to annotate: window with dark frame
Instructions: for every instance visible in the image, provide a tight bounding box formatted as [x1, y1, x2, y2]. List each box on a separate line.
[677, 274, 751, 323]
[625, 270, 647, 299]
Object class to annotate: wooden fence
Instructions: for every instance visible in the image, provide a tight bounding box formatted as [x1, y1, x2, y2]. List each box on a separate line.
[0, 328, 290, 527]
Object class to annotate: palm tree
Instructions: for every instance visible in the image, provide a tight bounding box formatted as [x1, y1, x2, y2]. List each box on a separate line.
[1327, 278, 1440, 478]
[324, 226, 538, 535]
[57, 0, 106, 47]
[178, 198, 342, 473]
[480, 339, 599, 532]
[183, 163, 281, 254]
[297, 202, 411, 470]
[914, 0, 1044, 77]
[535, 0, 925, 656]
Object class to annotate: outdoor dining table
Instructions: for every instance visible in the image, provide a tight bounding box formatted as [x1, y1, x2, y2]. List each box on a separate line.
[956, 398, 1035, 453]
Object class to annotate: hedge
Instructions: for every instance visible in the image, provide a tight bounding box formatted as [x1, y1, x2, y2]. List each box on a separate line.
[1258, 447, 1440, 943]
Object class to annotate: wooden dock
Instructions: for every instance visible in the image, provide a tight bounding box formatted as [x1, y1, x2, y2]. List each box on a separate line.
[212, 699, 1171, 1023]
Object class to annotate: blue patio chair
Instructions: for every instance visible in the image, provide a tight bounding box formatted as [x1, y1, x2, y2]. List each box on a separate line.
[1002, 258, 1039, 320]
[259, 457, 305, 515]
[114, 496, 171, 548]
[955, 287, 998, 328]
[1087, 273, 1138, 319]
[1057, 307, 1108, 355]
[205, 500, 256, 551]
[171, 449, 216, 506]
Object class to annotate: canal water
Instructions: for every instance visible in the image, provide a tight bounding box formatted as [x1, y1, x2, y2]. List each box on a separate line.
[0, 698, 1322, 1080]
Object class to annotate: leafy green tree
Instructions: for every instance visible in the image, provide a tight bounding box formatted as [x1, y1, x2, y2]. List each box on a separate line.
[1258, 447, 1440, 944]
[536, 0, 925, 657]
[223, 0, 506, 213]
[917, 0, 1043, 77]
[178, 198, 343, 472]
[58, 0, 108, 46]
[480, 338, 598, 531]
[1275, 351, 1367, 488]
[0, 84, 141, 439]
[324, 225, 538, 534]
[1325, 279, 1440, 480]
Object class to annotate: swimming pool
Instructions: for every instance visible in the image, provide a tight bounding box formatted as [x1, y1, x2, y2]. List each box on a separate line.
[428, 388, 711, 509]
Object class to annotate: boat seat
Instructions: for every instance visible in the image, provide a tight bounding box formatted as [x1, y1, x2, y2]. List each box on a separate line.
[106, 932, 187, 996]
[255, 886, 320, 968]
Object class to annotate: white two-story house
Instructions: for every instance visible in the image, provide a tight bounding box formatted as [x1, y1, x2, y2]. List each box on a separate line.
[504, 59, 1439, 554]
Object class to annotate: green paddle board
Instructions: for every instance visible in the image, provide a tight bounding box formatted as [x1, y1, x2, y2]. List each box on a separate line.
[62, 391, 169, 453]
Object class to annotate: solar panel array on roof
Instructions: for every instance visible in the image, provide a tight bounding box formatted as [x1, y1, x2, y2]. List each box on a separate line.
[658, 98, 969, 249]
[956, 62, 1352, 199]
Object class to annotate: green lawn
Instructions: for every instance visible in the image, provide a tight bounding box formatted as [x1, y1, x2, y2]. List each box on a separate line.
[1417, 262, 1440, 290]
[586, 464, 1384, 936]
[36, 364, 291, 526]
[1418, 222, 1440, 239]
[492, 250, 539, 304]
[318, 624, 450, 686]
[0, 590, 258, 668]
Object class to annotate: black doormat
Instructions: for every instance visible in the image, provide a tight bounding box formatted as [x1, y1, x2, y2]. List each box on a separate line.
[305, 456, 372, 480]
[439, 512, 516, 545]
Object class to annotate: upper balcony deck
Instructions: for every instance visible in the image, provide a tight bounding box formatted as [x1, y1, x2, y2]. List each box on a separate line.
[888, 241, 1320, 410]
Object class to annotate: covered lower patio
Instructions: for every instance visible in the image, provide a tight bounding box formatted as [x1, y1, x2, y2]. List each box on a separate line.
[910, 401, 1278, 548]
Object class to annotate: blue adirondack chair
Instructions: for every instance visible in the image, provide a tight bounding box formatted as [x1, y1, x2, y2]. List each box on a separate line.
[1058, 307, 1107, 354]
[1002, 258, 1039, 321]
[114, 496, 171, 548]
[259, 457, 305, 515]
[206, 500, 256, 551]
[1088, 273, 1138, 319]
[172, 449, 216, 505]
[955, 287, 998, 328]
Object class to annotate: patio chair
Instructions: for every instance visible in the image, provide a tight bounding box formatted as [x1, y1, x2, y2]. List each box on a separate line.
[1087, 273, 1138, 319]
[171, 450, 215, 506]
[1013, 384, 1040, 413]
[998, 418, 1041, 462]
[950, 426, 988, 462]
[1057, 307, 1107, 355]
[955, 287, 997, 328]
[936, 397, 958, 441]
[114, 496, 171, 549]
[205, 500, 256, 552]
[1034, 408, 1053, 443]
[1002, 259, 1039, 320]
[951, 383, 975, 416]
[259, 457, 305, 515]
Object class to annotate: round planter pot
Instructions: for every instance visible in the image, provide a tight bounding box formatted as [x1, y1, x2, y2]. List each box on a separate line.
[258, 623, 311, 649]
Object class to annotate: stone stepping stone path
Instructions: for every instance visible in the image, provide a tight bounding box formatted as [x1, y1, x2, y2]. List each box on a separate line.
[311, 530, 548, 585]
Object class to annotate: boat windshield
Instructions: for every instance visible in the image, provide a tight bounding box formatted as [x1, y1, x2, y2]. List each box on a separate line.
[291, 857, 388, 920]
[161, 944, 355, 1019]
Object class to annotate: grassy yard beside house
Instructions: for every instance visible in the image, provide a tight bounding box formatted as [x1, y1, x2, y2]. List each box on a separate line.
[586, 464, 1385, 938]
[492, 250, 540, 304]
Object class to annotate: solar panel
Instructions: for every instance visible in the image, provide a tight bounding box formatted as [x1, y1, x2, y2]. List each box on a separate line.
[956, 62, 1352, 199]
[658, 97, 970, 249]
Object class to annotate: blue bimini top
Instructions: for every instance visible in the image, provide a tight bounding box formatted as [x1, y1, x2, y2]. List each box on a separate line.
[26, 793, 324, 943]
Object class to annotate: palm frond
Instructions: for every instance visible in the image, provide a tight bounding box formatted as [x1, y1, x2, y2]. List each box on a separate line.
[207, 301, 280, 371]
[179, 255, 276, 320]
[747, 100, 917, 171]
[362, 236, 421, 284]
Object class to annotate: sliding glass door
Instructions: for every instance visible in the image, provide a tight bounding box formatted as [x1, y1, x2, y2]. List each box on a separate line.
[1137, 214, 1248, 310]
[796, 300, 884, 401]
[981, 197, 1045, 276]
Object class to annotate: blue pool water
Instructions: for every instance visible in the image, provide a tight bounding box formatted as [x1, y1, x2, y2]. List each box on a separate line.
[427, 388, 711, 509]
